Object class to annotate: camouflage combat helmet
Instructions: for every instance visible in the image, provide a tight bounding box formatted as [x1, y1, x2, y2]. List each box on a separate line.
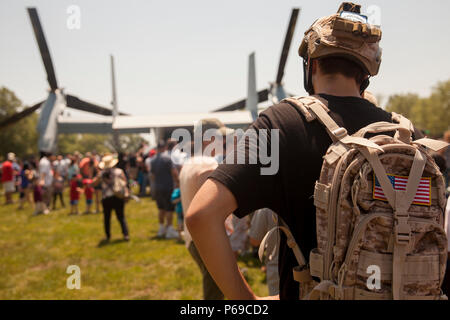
[299, 2, 382, 94]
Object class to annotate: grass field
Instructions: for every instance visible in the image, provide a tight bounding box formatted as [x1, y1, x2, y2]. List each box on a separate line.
[0, 190, 268, 300]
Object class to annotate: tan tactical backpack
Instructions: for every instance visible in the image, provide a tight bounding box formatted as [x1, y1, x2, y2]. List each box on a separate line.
[261, 95, 449, 300]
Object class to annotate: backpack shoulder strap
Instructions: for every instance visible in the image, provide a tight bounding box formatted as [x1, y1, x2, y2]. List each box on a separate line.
[283, 95, 329, 122]
[283, 95, 382, 154]
[283, 95, 344, 142]
[391, 112, 414, 143]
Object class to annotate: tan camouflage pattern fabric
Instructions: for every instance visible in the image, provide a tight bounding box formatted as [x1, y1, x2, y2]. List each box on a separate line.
[298, 2, 382, 76]
[313, 132, 447, 299]
[287, 96, 448, 299]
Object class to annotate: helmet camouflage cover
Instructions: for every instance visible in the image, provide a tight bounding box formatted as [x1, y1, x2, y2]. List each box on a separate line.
[299, 2, 382, 76]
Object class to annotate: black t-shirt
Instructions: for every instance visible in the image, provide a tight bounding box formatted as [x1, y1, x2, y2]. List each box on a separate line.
[209, 94, 397, 300]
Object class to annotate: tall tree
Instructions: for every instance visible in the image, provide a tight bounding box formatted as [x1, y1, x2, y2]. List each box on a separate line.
[58, 133, 111, 155]
[58, 133, 147, 155]
[385, 79, 450, 137]
[425, 80, 450, 136]
[0, 87, 38, 160]
[385, 93, 420, 120]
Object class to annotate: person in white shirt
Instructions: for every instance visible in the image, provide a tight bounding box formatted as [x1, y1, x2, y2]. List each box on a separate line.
[39, 152, 54, 209]
[53, 155, 69, 180]
[179, 118, 234, 300]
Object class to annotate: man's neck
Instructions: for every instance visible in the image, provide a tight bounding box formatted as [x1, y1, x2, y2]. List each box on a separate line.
[313, 74, 361, 97]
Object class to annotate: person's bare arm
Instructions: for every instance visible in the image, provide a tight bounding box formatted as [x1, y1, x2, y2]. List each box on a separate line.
[171, 167, 179, 187]
[185, 178, 257, 300]
[92, 170, 102, 187]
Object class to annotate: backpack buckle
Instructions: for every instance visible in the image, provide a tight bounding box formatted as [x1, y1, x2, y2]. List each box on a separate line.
[394, 216, 411, 245]
[331, 127, 348, 140]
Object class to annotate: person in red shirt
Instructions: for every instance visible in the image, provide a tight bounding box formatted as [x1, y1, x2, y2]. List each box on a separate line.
[79, 153, 97, 179]
[2, 152, 16, 204]
[69, 174, 83, 215]
[83, 178, 94, 214]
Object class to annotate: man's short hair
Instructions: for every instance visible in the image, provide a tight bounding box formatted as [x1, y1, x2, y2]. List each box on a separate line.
[166, 139, 177, 151]
[317, 56, 367, 85]
[40, 151, 52, 158]
[194, 118, 235, 137]
[157, 140, 166, 150]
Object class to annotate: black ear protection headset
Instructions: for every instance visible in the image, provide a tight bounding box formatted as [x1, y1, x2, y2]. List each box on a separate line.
[302, 55, 370, 96]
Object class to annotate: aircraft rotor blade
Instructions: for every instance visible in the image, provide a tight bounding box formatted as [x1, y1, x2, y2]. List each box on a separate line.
[65, 94, 128, 116]
[213, 89, 269, 112]
[0, 100, 44, 129]
[275, 8, 300, 85]
[246, 52, 258, 120]
[27, 7, 58, 91]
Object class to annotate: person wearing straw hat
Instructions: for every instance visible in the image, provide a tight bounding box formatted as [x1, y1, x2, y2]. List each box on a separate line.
[2, 152, 17, 204]
[93, 154, 130, 242]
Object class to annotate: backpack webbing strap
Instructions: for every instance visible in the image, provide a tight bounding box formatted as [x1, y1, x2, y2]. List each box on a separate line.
[360, 147, 396, 207]
[287, 96, 385, 153]
[360, 146, 427, 300]
[259, 225, 307, 268]
[354, 122, 411, 140]
[305, 280, 335, 300]
[414, 138, 449, 152]
[391, 112, 414, 144]
[304, 97, 347, 143]
[283, 95, 330, 122]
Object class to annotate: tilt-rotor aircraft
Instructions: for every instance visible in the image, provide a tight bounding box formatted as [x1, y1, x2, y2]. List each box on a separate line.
[114, 8, 301, 139]
[0, 7, 300, 151]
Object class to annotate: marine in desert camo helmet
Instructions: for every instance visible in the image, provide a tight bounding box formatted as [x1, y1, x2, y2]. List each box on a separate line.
[299, 2, 383, 95]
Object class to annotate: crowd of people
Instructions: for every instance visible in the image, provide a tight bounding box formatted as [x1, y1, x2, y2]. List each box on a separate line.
[0, 147, 156, 240]
[0, 120, 283, 297]
[2, 114, 449, 299]
[2, 3, 450, 299]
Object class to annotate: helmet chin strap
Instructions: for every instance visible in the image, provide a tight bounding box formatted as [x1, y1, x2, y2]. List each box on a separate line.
[359, 76, 370, 95]
[303, 57, 371, 96]
[303, 57, 314, 95]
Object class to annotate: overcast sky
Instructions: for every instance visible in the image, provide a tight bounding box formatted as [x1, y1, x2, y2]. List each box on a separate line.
[1, 0, 449, 118]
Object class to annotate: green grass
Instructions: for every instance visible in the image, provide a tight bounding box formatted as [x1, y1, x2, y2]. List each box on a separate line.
[0, 191, 268, 299]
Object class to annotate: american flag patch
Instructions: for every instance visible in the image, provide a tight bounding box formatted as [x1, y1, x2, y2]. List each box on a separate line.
[373, 173, 431, 206]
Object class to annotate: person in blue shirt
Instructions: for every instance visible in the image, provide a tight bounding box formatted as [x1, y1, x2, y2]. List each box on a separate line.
[171, 187, 183, 241]
[18, 162, 34, 210]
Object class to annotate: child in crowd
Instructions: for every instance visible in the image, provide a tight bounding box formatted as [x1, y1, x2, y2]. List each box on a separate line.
[18, 162, 33, 210]
[69, 174, 83, 215]
[32, 176, 48, 215]
[52, 171, 65, 210]
[83, 178, 94, 214]
[171, 187, 183, 241]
